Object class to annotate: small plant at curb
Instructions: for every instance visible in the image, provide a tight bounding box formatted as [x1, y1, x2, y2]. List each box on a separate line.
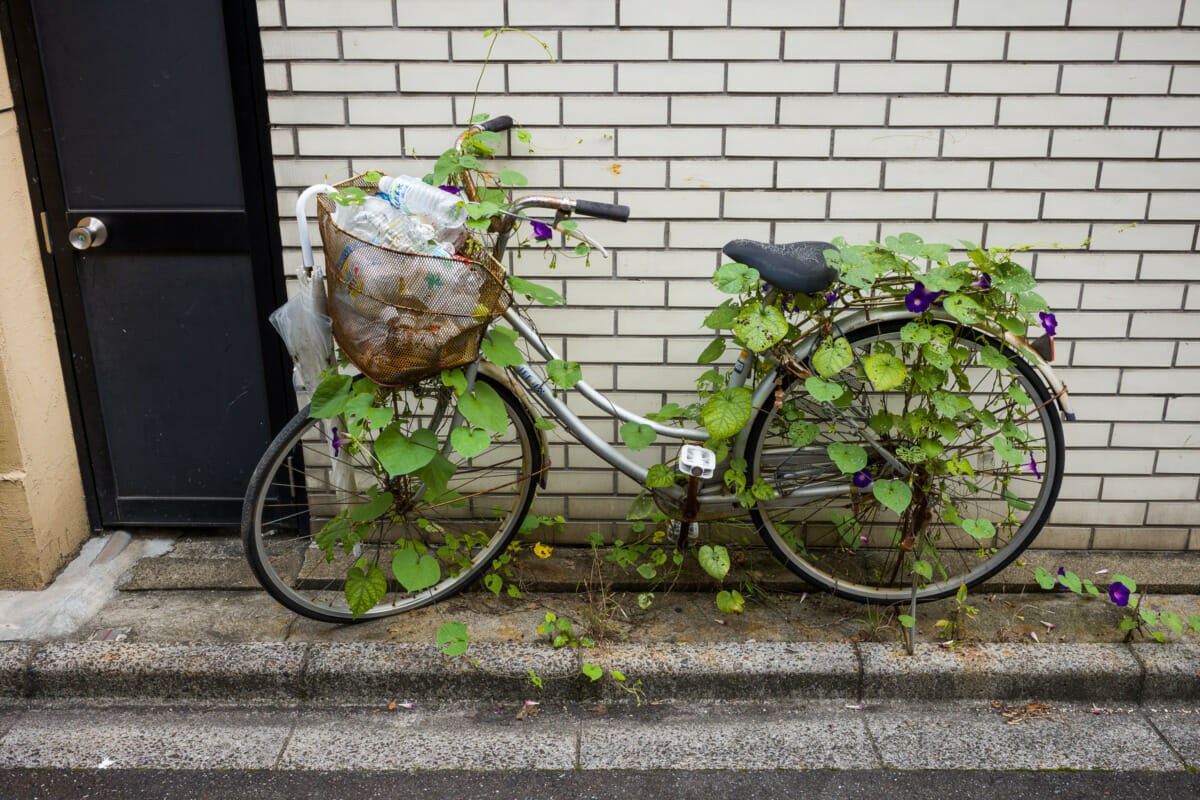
[1033, 567, 1200, 643]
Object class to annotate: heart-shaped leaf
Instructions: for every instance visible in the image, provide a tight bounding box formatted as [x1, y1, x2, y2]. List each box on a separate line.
[959, 518, 996, 540]
[481, 326, 524, 367]
[827, 442, 868, 474]
[450, 426, 491, 459]
[871, 479, 913, 515]
[581, 662, 603, 682]
[458, 381, 508, 433]
[812, 336, 853, 377]
[351, 490, 393, 523]
[992, 434, 1026, 465]
[309, 374, 353, 419]
[620, 421, 657, 451]
[716, 589, 745, 614]
[789, 421, 819, 448]
[943, 293, 985, 324]
[864, 353, 908, 391]
[392, 548, 442, 593]
[698, 336, 727, 364]
[698, 544, 730, 582]
[805, 377, 844, 403]
[646, 463, 676, 488]
[375, 426, 438, 477]
[733, 301, 788, 352]
[344, 560, 387, 617]
[547, 359, 582, 388]
[507, 275, 564, 306]
[901, 322, 933, 344]
[437, 621, 471, 657]
[713, 262, 759, 294]
[701, 387, 753, 440]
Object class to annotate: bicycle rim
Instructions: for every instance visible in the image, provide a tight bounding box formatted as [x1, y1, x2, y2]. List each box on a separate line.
[242, 374, 541, 622]
[748, 320, 1064, 604]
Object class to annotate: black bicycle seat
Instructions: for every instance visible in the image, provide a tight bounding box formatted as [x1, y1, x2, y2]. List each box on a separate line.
[722, 239, 838, 294]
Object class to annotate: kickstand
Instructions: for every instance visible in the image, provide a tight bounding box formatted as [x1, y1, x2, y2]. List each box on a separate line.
[902, 567, 918, 656]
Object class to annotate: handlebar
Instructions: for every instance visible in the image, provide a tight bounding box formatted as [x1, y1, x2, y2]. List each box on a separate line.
[477, 115, 515, 133]
[574, 199, 631, 222]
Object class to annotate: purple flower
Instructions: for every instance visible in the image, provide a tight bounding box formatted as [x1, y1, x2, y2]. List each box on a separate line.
[904, 282, 945, 314]
[331, 426, 347, 458]
[973, 273, 992, 291]
[531, 220, 553, 241]
[1023, 454, 1042, 480]
[1108, 581, 1130, 607]
[825, 288, 840, 305]
[852, 469, 873, 489]
[1039, 311, 1058, 338]
[1055, 566, 1068, 591]
[439, 184, 462, 195]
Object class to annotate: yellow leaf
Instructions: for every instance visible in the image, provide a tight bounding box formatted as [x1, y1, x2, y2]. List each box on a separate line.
[534, 542, 553, 559]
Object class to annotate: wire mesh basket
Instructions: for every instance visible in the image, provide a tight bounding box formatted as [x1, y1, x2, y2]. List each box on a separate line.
[317, 174, 511, 387]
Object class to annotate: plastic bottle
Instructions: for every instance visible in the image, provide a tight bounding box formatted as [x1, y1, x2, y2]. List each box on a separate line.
[336, 196, 453, 257]
[378, 175, 469, 229]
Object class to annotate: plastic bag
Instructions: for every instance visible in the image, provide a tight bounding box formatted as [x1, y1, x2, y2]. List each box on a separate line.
[269, 266, 333, 391]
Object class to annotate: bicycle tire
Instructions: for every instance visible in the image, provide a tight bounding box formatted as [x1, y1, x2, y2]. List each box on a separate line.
[747, 319, 1064, 604]
[242, 373, 542, 622]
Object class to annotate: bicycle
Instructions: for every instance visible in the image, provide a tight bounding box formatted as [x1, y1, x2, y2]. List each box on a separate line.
[242, 115, 1075, 623]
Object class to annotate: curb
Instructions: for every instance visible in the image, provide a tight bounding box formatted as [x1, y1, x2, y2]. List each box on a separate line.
[1, 641, 1197, 705]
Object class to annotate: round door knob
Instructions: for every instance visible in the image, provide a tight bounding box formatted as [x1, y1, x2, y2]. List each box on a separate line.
[69, 217, 107, 250]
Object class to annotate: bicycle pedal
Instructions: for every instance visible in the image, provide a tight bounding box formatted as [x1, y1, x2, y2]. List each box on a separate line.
[678, 444, 716, 479]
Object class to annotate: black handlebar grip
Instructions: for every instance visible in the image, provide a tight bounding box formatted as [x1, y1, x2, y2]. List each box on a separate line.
[574, 199, 631, 222]
[477, 115, 515, 132]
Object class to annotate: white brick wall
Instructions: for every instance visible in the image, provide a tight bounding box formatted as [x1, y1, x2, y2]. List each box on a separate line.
[260, 0, 1200, 549]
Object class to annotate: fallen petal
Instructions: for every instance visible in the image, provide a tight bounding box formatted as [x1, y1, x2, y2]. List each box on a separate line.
[1029, 631, 1039, 642]
[845, 704, 864, 711]
[399, 702, 415, 709]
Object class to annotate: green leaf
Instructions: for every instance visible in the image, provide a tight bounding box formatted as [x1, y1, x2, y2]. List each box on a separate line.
[581, 663, 603, 682]
[392, 548, 442, 593]
[638, 593, 654, 610]
[469, 112, 490, 123]
[1034, 567, 1056, 590]
[480, 326, 524, 368]
[703, 299, 738, 330]
[979, 345, 1012, 370]
[901, 322, 933, 344]
[415, 452, 458, 501]
[698, 336, 727, 364]
[1058, 569, 1083, 594]
[898, 614, 915, 629]
[993, 261, 1037, 294]
[458, 381, 509, 434]
[441, 368, 468, 395]
[872, 479, 913, 515]
[805, 377, 844, 403]
[1008, 384, 1033, 406]
[351, 490, 393, 523]
[1119, 618, 1138, 631]
[827, 442, 868, 474]
[375, 425, 439, 477]
[497, 168, 529, 186]
[912, 560, 933, 580]
[619, 421, 657, 451]
[534, 417, 557, 430]
[646, 463, 676, 488]
[864, 353, 908, 391]
[345, 560, 387, 617]
[701, 387, 753, 440]
[943, 294, 986, 324]
[789, 421, 819, 448]
[437, 621, 471, 657]
[813, 336, 853, 377]
[920, 265, 965, 292]
[713, 262, 759, 294]
[626, 492, 655, 520]
[637, 563, 657, 580]
[960, 518, 996, 540]
[309, 374, 353, 418]
[992, 434, 1026, 466]
[698, 544, 730, 582]
[1004, 490, 1033, 511]
[547, 359, 582, 389]
[508, 275, 565, 306]
[484, 573, 502, 595]
[716, 589, 745, 614]
[450, 426, 491, 459]
[732, 301, 788, 352]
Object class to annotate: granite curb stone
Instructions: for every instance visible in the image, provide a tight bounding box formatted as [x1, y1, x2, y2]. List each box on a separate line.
[0, 643, 32, 698]
[303, 642, 579, 702]
[25, 642, 308, 702]
[583, 642, 860, 702]
[1130, 642, 1200, 702]
[857, 643, 1143, 702]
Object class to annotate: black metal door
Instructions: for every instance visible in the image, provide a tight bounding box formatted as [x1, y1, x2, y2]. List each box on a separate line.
[3, 0, 291, 525]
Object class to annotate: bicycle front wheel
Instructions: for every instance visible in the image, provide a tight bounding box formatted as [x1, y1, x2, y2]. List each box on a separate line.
[242, 373, 542, 622]
[747, 319, 1064, 604]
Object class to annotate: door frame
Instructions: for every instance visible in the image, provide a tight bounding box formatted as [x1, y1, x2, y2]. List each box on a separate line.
[0, 0, 294, 529]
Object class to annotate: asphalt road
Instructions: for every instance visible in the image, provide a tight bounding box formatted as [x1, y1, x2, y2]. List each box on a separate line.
[3, 769, 1199, 800]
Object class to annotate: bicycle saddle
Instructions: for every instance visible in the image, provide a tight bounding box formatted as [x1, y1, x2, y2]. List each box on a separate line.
[722, 239, 838, 294]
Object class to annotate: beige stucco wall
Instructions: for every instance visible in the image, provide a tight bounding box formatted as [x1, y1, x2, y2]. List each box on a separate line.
[0, 39, 90, 589]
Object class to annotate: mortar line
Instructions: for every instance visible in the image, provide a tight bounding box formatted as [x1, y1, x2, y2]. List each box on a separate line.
[21, 642, 41, 699]
[851, 641, 865, 703]
[575, 717, 584, 770]
[272, 715, 300, 771]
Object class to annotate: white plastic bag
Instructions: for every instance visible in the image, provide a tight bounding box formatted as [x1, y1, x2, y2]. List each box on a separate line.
[269, 266, 333, 391]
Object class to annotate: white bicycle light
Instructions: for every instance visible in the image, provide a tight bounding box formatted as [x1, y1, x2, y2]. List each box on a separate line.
[678, 444, 716, 479]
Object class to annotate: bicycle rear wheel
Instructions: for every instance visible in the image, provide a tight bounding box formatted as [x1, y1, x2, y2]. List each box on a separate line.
[242, 373, 541, 622]
[747, 319, 1064, 604]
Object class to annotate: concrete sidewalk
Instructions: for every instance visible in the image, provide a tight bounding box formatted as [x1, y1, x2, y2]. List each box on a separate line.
[2, 531, 1199, 707]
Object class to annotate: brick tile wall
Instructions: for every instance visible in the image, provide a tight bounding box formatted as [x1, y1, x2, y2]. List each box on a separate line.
[259, 0, 1200, 549]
